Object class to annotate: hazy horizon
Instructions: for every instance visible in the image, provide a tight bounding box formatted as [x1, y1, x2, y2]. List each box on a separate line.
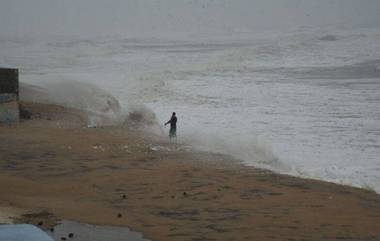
[1, 0, 380, 38]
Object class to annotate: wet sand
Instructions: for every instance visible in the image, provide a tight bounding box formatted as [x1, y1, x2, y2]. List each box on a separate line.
[1, 102, 380, 241]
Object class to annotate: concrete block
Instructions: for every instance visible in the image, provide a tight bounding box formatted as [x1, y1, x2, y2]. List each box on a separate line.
[0, 101, 19, 123]
[0, 93, 17, 103]
[0, 68, 19, 123]
[0, 68, 19, 97]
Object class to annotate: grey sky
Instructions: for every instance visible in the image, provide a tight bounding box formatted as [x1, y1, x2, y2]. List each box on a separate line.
[1, 0, 380, 37]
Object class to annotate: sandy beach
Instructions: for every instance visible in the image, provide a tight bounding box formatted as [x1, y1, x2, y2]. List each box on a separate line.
[1, 102, 380, 241]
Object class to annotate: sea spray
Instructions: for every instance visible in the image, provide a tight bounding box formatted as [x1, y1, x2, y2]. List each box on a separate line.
[125, 104, 164, 135]
[181, 129, 290, 172]
[20, 79, 161, 129]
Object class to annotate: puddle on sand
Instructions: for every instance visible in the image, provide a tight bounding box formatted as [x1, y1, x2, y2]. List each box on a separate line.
[48, 220, 150, 241]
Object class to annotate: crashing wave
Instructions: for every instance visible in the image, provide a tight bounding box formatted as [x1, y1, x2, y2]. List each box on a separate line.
[20, 80, 159, 128]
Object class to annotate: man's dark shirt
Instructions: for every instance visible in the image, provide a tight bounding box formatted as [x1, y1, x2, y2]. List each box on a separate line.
[169, 116, 177, 128]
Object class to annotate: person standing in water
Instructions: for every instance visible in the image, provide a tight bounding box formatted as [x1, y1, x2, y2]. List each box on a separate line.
[165, 112, 177, 140]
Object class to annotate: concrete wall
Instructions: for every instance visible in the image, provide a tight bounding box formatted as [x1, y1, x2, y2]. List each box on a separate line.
[0, 68, 19, 123]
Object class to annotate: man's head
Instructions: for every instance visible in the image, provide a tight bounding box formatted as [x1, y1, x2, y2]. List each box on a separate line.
[172, 112, 176, 116]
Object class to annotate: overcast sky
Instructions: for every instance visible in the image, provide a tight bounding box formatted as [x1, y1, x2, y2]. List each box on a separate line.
[1, 0, 380, 37]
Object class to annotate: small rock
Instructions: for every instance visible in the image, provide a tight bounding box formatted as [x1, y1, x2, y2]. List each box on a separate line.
[183, 192, 187, 196]
[122, 194, 126, 199]
[117, 213, 122, 218]
[68, 233, 74, 238]
[20, 108, 32, 120]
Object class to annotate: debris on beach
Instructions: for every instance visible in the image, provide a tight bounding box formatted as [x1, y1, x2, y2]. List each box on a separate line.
[92, 144, 105, 152]
[149, 145, 171, 152]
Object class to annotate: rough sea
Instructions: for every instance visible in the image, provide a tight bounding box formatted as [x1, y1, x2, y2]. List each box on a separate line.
[1, 27, 379, 192]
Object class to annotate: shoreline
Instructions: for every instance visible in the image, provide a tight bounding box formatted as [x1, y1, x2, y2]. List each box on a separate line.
[1, 102, 380, 241]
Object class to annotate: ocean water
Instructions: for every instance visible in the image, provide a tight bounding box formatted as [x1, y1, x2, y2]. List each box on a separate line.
[1, 27, 380, 192]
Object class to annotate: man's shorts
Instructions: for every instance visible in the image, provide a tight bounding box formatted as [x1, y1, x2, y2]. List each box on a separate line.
[169, 126, 176, 137]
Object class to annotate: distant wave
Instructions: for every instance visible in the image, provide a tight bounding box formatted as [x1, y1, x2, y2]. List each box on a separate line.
[47, 39, 98, 48]
[236, 59, 380, 80]
[318, 34, 339, 41]
[292, 59, 380, 80]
